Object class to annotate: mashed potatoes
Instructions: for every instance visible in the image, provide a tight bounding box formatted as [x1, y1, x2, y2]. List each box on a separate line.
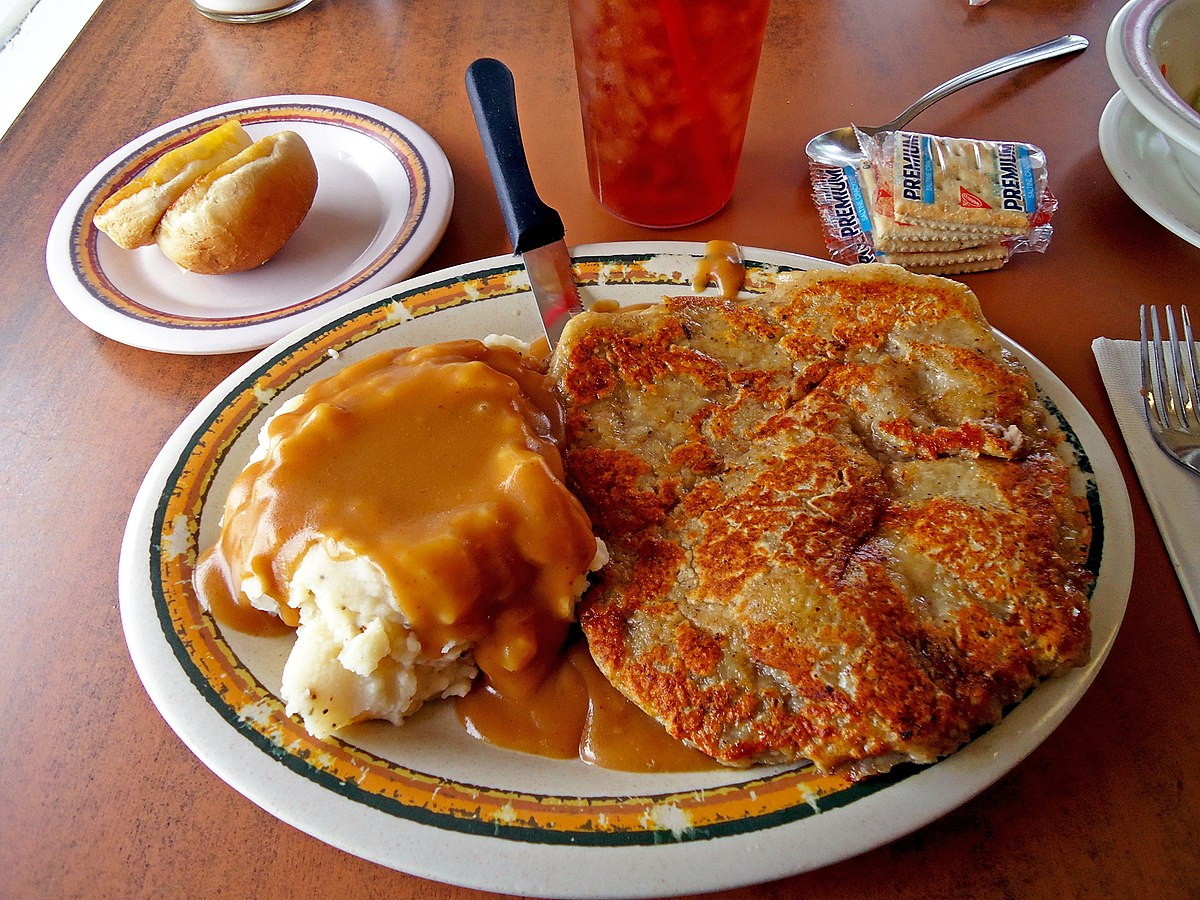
[195, 340, 601, 739]
[270, 542, 476, 738]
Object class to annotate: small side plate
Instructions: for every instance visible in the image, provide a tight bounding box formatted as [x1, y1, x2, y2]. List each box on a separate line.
[46, 94, 453, 354]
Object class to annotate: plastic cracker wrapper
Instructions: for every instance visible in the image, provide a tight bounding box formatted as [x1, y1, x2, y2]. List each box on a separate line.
[809, 128, 1056, 275]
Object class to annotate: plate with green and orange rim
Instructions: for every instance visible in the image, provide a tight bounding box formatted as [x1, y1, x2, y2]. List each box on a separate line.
[118, 242, 1133, 897]
[47, 95, 452, 355]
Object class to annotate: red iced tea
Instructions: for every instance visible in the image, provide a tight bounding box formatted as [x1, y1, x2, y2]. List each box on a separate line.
[567, 0, 770, 228]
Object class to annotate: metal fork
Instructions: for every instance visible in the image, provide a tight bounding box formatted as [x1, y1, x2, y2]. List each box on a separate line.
[1140, 304, 1200, 475]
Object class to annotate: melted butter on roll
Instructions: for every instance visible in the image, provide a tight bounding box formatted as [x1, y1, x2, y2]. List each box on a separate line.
[194, 340, 601, 739]
[155, 130, 318, 274]
[92, 119, 253, 250]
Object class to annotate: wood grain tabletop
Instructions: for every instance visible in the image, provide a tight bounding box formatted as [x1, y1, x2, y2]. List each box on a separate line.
[2, 0, 1198, 896]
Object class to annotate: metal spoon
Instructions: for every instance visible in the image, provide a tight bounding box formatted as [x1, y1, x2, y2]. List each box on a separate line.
[805, 33, 1089, 167]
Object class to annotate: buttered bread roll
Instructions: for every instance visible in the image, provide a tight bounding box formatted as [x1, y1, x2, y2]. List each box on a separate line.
[155, 131, 319, 274]
[93, 120, 253, 250]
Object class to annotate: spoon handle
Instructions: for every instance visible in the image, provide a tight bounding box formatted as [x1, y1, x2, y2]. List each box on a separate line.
[878, 33, 1089, 133]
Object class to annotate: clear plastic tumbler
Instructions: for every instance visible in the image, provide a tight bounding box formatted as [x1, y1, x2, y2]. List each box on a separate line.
[567, 0, 771, 228]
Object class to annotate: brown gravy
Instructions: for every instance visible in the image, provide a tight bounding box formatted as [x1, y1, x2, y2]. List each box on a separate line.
[585, 242, 746, 316]
[457, 641, 719, 772]
[587, 299, 656, 313]
[691, 239, 746, 298]
[194, 340, 596, 697]
[194, 553, 292, 636]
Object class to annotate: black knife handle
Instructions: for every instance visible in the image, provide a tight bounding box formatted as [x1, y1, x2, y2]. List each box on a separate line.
[465, 57, 565, 253]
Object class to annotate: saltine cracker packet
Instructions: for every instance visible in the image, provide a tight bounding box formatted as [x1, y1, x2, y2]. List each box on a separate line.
[879, 130, 1042, 230]
[809, 128, 1056, 274]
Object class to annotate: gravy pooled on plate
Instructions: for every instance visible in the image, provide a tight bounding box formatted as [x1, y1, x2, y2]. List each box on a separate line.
[457, 640, 719, 772]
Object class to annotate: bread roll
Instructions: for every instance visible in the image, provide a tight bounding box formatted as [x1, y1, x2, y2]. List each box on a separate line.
[93, 120, 253, 250]
[155, 131, 319, 275]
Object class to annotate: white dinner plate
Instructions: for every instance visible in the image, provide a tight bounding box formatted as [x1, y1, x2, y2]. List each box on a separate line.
[118, 242, 1133, 897]
[1099, 90, 1200, 249]
[46, 95, 453, 354]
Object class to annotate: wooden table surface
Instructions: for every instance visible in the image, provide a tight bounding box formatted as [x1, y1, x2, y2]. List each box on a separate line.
[3, 0, 1198, 896]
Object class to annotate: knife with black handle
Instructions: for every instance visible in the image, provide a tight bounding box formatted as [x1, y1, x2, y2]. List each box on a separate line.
[466, 57, 583, 346]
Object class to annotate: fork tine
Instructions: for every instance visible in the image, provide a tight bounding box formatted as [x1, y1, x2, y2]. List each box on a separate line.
[1140, 304, 1164, 429]
[1150, 305, 1176, 428]
[1182, 305, 1199, 425]
[1166, 306, 1190, 429]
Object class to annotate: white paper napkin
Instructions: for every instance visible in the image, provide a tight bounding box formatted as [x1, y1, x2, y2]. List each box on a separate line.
[1093, 338, 1200, 629]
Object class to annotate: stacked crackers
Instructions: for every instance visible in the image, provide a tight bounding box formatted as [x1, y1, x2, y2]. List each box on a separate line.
[858, 130, 1053, 274]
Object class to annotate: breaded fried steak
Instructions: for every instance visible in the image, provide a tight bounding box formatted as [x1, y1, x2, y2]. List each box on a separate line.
[550, 263, 1092, 778]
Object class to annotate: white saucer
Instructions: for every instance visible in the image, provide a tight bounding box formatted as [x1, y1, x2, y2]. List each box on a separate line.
[1099, 90, 1200, 249]
[46, 95, 453, 355]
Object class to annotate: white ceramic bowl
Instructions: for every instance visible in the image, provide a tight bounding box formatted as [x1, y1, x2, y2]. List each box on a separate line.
[1107, 0, 1200, 195]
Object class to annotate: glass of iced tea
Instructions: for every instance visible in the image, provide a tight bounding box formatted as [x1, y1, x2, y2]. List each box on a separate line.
[566, 0, 771, 228]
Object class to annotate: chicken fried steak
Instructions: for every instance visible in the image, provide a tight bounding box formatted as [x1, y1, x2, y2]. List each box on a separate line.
[550, 263, 1092, 777]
